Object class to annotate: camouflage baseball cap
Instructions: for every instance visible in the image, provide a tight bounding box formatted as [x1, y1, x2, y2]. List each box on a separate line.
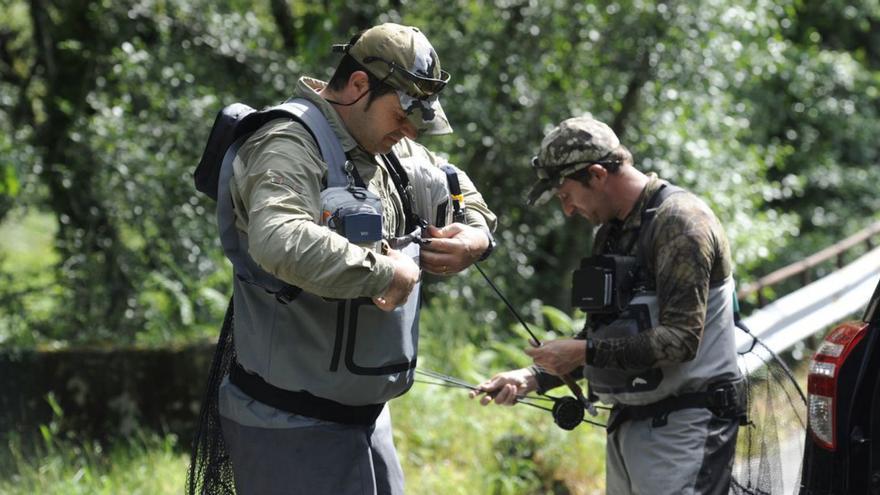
[526, 116, 621, 206]
[333, 23, 452, 135]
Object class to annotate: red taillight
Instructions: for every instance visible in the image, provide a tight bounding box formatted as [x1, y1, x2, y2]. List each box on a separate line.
[807, 322, 869, 450]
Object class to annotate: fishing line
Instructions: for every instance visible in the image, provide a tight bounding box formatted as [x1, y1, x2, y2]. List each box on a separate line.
[415, 369, 607, 429]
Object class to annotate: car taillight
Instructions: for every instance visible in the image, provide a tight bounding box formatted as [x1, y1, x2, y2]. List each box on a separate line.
[807, 322, 869, 450]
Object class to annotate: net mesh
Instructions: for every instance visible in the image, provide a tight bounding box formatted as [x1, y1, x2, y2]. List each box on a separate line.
[731, 327, 807, 495]
[186, 297, 237, 495]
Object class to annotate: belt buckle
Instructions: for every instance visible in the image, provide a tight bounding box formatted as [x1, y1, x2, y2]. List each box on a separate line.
[711, 383, 733, 409]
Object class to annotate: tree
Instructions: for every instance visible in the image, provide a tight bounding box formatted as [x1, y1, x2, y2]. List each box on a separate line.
[1, 0, 878, 346]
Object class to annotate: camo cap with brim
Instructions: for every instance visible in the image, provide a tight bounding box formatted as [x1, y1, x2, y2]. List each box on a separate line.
[526, 116, 621, 206]
[334, 23, 452, 135]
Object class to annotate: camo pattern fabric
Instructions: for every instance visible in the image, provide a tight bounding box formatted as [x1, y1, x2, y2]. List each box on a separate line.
[527, 116, 620, 206]
[588, 174, 733, 370]
[537, 117, 619, 170]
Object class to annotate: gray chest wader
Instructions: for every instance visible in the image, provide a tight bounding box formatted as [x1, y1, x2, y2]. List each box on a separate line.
[580, 184, 745, 429]
[217, 99, 428, 425]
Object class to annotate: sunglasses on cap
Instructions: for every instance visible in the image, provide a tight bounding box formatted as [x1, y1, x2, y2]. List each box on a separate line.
[530, 156, 582, 181]
[361, 55, 450, 99]
[530, 154, 620, 179]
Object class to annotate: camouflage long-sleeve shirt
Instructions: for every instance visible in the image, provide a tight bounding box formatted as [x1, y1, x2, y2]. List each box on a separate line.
[585, 174, 732, 370]
[532, 174, 733, 393]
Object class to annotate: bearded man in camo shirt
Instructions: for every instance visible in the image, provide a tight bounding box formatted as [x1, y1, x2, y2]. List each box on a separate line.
[472, 116, 744, 495]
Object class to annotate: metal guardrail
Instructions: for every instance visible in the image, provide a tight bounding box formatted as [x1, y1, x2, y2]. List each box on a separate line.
[736, 244, 880, 374]
[737, 221, 880, 307]
[730, 223, 880, 492]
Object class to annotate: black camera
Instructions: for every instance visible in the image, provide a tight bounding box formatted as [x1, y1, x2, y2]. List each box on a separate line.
[571, 255, 638, 314]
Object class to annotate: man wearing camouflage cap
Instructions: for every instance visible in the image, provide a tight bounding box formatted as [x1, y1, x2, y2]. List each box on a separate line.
[472, 116, 744, 494]
[217, 23, 497, 494]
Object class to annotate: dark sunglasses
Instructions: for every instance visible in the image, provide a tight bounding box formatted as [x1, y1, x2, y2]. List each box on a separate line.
[531, 155, 619, 180]
[361, 55, 450, 98]
[530, 156, 581, 180]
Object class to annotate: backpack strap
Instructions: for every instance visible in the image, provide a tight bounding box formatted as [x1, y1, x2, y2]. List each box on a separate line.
[274, 99, 351, 188]
[280, 99, 419, 232]
[216, 98, 349, 303]
[635, 183, 685, 290]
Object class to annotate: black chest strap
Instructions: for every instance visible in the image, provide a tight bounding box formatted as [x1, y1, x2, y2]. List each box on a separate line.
[380, 152, 422, 234]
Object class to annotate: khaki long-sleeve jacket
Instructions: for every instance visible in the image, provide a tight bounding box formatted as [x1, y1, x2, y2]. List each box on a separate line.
[230, 77, 496, 300]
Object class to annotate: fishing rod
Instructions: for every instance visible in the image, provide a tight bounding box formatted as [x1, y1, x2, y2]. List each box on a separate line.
[425, 169, 602, 429]
[471, 262, 600, 428]
[415, 368, 607, 429]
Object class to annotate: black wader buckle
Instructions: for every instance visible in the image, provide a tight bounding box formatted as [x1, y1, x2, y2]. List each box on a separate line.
[710, 384, 733, 410]
[651, 412, 670, 428]
[708, 382, 748, 424]
[274, 285, 303, 304]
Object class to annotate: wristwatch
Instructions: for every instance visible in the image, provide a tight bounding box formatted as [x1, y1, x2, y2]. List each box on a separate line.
[585, 337, 596, 365]
[477, 229, 496, 261]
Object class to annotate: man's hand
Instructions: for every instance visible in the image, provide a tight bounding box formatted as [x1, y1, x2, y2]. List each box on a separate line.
[420, 223, 489, 275]
[372, 248, 419, 311]
[524, 338, 586, 376]
[469, 368, 537, 406]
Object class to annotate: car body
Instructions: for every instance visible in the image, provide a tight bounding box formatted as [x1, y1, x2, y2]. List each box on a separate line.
[799, 278, 880, 494]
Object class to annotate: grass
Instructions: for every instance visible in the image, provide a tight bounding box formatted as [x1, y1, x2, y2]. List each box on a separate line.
[0, 432, 186, 495]
[0, 385, 607, 495]
[0, 209, 607, 493]
[393, 382, 607, 495]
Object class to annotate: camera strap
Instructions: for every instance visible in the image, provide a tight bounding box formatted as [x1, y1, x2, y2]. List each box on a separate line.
[379, 152, 422, 234]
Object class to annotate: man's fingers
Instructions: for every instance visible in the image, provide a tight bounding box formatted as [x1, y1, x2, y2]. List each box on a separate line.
[471, 379, 503, 405]
[371, 296, 394, 312]
[424, 224, 443, 238]
[426, 223, 463, 239]
[421, 237, 461, 254]
[495, 384, 519, 405]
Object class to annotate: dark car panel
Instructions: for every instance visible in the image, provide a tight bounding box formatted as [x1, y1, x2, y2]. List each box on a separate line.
[799, 280, 880, 494]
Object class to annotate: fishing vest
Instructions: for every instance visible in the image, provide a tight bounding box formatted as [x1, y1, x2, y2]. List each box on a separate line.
[216, 98, 454, 407]
[583, 185, 742, 406]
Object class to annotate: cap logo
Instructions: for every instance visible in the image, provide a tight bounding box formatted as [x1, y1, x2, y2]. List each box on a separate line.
[418, 52, 438, 79]
[403, 99, 436, 120]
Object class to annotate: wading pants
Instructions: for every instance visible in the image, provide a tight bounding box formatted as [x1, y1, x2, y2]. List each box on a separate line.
[220, 406, 404, 495]
[605, 407, 739, 495]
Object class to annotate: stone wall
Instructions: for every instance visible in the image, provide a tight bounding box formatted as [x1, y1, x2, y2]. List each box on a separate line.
[0, 342, 216, 440]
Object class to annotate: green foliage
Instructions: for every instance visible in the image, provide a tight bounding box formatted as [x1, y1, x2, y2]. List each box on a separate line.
[2, 429, 185, 495]
[0, 392, 184, 494]
[0, 211, 59, 346]
[0, 385, 606, 495]
[0, 0, 878, 346]
[394, 384, 608, 494]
